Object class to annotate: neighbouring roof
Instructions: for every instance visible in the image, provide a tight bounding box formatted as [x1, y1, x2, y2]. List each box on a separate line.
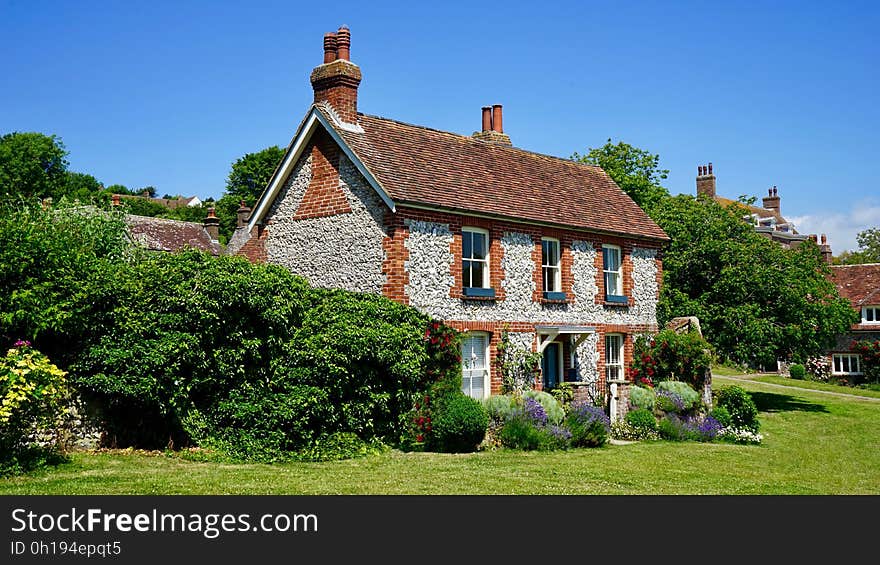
[119, 194, 202, 209]
[124, 215, 220, 256]
[831, 263, 880, 329]
[713, 196, 788, 226]
[323, 108, 669, 241]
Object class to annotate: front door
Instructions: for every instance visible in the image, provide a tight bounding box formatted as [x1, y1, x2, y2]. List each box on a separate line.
[542, 342, 561, 390]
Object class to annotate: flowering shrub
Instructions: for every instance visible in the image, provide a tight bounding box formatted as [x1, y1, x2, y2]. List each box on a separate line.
[656, 390, 688, 414]
[564, 401, 610, 447]
[523, 390, 565, 425]
[495, 326, 542, 393]
[805, 357, 831, 382]
[624, 408, 657, 433]
[658, 414, 721, 442]
[1, 342, 70, 475]
[851, 339, 880, 383]
[718, 427, 763, 445]
[523, 397, 548, 427]
[611, 420, 661, 441]
[629, 329, 714, 390]
[655, 381, 701, 414]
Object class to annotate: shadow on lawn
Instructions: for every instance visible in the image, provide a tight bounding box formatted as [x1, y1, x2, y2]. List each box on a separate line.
[749, 391, 829, 414]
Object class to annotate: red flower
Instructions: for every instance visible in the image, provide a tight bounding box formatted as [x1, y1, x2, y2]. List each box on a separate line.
[416, 434, 424, 442]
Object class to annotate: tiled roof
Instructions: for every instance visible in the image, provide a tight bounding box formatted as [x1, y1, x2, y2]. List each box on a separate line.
[831, 263, 880, 306]
[124, 215, 220, 256]
[329, 110, 668, 241]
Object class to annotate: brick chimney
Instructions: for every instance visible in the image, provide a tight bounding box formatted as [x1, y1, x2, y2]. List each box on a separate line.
[763, 186, 781, 215]
[310, 25, 362, 124]
[203, 207, 220, 242]
[111, 194, 121, 207]
[236, 200, 251, 228]
[819, 233, 833, 264]
[696, 163, 716, 198]
[472, 104, 512, 146]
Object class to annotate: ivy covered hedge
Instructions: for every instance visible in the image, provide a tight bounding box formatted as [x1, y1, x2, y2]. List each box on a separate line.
[0, 200, 462, 463]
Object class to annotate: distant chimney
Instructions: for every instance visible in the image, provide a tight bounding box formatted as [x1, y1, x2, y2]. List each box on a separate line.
[203, 207, 220, 242]
[310, 25, 362, 124]
[472, 104, 512, 146]
[696, 162, 716, 198]
[762, 185, 781, 215]
[236, 200, 252, 228]
[111, 194, 121, 207]
[819, 233, 833, 264]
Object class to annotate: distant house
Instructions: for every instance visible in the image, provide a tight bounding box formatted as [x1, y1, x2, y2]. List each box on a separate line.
[112, 194, 221, 256]
[230, 25, 669, 417]
[827, 263, 880, 378]
[694, 163, 833, 261]
[117, 193, 203, 210]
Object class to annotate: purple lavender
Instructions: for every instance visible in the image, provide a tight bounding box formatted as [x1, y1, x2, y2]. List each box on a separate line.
[524, 397, 548, 426]
[546, 425, 573, 441]
[696, 415, 722, 441]
[656, 390, 687, 413]
[568, 402, 611, 433]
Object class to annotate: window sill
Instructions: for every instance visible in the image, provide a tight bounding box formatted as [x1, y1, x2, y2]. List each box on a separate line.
[603, 295, 631, 307]
[462, 287, 496, 300]
[542, 291, 567, 301]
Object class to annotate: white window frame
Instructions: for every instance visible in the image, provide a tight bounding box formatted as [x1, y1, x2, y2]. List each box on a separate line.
[832, 353, 862, 376]
[462, 227, 490, 289]
[461, 332, 490, 399]
[602, 244, 623, 297]
[605, 333, 624, 382]
[862, 305, 880, 324]
[541, 237, 561, 293]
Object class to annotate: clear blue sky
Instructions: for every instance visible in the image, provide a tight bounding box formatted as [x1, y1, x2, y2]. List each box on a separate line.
[3, 0, 878, 252]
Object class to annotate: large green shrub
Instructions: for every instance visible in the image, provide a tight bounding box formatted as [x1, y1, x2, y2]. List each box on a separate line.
[429, 393, 488, 453]
[1, 342, 70, 475]
[716, 385, 760, 432]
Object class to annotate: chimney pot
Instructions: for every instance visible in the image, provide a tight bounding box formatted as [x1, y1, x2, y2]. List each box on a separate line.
[336, 25, 351, 61]
[481, 107, 492, 132]
[236, 200, 252, 229]
[111, 194, 121, 206]
[492, 104, 503, 133]
[323, 32, 338, 63]
[821, 234, 827, 244]
[708, 162, 713, 174]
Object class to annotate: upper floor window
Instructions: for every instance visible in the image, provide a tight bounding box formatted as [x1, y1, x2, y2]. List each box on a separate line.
[602, 244, 624, 301]
[862, 306, 880, 324]
[541, 237, 561, 295]
[462, 228, 490, 290]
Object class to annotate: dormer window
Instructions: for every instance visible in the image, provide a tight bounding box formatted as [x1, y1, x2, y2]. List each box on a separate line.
[863, 306, 880, 324]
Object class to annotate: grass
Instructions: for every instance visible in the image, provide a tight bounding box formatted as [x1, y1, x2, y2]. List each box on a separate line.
[2, 377, 878, 495]
[748, 375, 880, 399]
[711, 363, 752, 377]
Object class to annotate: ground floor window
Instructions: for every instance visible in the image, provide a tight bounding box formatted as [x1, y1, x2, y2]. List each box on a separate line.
[832, 353, 862, 375]
[461, 332, 489, 399]
[605, 334, 623, 381]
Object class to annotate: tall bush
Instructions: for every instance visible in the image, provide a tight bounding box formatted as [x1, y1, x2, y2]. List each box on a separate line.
[629, 329, 713, 390]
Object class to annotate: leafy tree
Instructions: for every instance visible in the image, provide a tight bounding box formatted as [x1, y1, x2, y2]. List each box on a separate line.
[0, 132, 70, 201]
[63, 171, 103, 202]
[835, 227, 880, 264]
[571, 139, 670, 212]
[225, 145, 283, 203]
[214, 145, 282, 243]
[652, 194, 856, 369]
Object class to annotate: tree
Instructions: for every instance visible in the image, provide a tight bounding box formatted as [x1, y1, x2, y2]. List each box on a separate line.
[0, 132, 69, 201]
[571, 139, 670, 213]
[216, 145, 284, 243]
[225, 145, 284, 203]
[652, 194, 856, 369]
[63, 172, 103, 203]
[835, 227, 880, 264]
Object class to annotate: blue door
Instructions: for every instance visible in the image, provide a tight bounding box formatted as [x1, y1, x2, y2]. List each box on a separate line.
[542, 342, 560, 390]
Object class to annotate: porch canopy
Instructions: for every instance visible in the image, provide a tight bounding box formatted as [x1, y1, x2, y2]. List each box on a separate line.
[535, 325, 596, 353]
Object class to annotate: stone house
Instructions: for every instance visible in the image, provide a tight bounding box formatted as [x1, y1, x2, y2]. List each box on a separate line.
[827, 263, 880, 379]
[694, 162, 832, 260]
[229, 26, 669, 409]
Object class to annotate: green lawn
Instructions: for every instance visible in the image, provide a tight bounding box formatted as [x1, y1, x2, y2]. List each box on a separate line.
[748, 374, 880, 399]
[2, 377, 878, 495]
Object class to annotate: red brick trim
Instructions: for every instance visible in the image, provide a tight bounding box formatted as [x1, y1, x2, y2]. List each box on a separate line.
[237, 224, 268, 264]
[294, 129, 352, 220]
[381, 211, 409, 305]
